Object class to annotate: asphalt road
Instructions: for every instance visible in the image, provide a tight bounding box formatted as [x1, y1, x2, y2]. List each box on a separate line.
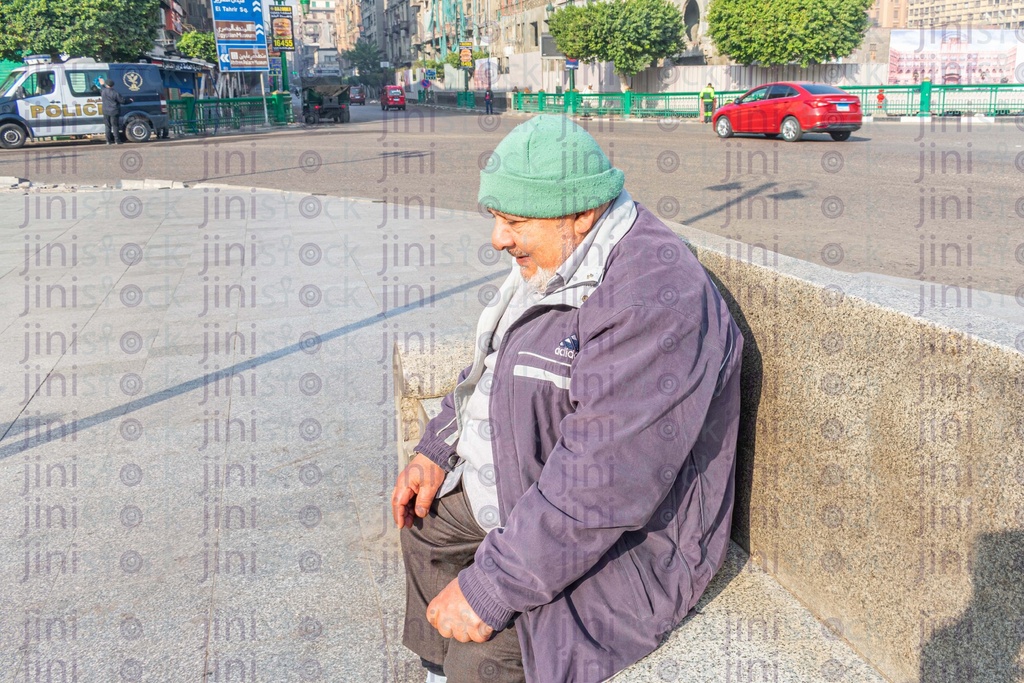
[3, 103, 1023, 299]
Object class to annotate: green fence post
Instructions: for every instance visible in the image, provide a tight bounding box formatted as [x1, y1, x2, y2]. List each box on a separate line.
[181, 93, 197, 134]
[623, 90, 632, 119]
[515, 92, 522, 110]
[919, 78, 932, 117]
[538, 91, 546, 112]
[270, 93, 287, 124]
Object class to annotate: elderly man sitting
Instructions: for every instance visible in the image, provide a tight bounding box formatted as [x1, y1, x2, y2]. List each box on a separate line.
[392, 115, 744, 683]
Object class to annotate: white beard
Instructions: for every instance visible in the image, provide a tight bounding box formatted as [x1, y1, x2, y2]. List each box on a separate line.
[522, 266, 556, 294]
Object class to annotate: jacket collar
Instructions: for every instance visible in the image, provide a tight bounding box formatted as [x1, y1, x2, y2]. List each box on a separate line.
[537, 189, 637, 307]
[464, 191, 637, 382]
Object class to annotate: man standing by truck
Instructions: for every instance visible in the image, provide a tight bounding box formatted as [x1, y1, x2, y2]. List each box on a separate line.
[101, 79, 126, 144]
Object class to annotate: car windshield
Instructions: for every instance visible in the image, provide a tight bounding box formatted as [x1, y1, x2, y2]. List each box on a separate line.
[0, 69, 25, 97]
[802, 84, 848, 95]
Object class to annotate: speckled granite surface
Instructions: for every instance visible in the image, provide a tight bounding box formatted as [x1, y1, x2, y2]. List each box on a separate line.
[611, 542, 885, 683]
[677, 224, 1024, 683]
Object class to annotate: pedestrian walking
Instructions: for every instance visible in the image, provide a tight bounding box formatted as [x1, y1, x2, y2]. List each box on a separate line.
[699, 82, 715, 124]
[485, 87, 494, 115]
[101, 79, 128, 144]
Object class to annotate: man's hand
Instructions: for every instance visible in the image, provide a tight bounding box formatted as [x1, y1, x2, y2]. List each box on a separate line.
[391, 453, 447, 528]
[427, 578, 495, 643]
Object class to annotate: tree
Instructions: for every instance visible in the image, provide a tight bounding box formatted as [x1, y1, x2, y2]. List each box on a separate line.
[548, 0, 685, 91]
[0, 0, 159, 62]
[177, 31, 217, 65]
[342, 38, 387, 87]
[707, 0, 873, 67]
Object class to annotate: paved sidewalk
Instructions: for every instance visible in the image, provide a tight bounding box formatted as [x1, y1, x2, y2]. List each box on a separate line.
[0, 185, 884, 682]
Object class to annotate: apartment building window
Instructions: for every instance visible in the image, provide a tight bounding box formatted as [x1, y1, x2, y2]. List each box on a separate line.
[531, 21, 539, 47]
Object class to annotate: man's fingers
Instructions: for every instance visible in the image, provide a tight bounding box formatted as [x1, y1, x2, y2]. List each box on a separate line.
[414, 481, 438, 518]
[392, 483, 416, 527]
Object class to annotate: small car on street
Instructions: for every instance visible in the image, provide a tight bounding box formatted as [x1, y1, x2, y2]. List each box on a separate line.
[712, 82, 862, 142]
[382, 85, 406, 111]
[350, 85, 365, 104]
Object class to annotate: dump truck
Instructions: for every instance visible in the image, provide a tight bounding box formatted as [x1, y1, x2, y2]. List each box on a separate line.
[301, 76, 351, 124]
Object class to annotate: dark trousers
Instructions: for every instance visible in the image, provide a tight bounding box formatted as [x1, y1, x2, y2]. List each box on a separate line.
[485, 100, 493, 114]
[702, 101, 713, 122]
[104, 114, 119, 143]
[401, 484, 524, 683]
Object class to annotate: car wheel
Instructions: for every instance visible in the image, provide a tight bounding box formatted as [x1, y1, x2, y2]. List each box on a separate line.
[830, 131, 852, 142]
[124, 118, 152, 143]
[0, 122, 28, 149]
[764, 133, 779, 139]
[715, 117, 733, 138]
[781, 116, 802, 142]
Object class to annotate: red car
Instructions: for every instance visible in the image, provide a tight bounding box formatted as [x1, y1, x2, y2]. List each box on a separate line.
[382, 85, 406, 111]
[350, 85, 366, 104]
[712, 82, 861, 142]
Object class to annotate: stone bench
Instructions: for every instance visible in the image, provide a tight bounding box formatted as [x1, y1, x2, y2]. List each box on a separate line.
[392, 343, 886, 681]
[393, 221, 1024, 682]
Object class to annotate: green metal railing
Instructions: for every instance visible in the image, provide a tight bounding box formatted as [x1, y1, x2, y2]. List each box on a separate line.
[930, 84, 1024, 117]
[169, 95, 292, 136]
[511, 81, 1024, 119]
[842, 85, 922, 116]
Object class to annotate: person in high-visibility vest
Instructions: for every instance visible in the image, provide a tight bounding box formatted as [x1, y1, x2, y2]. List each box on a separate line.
[699, 82, 716, 124]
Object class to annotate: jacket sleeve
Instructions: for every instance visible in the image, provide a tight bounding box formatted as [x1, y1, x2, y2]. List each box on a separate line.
[458, 302, 734, 630]
[412, 363, 472, 472]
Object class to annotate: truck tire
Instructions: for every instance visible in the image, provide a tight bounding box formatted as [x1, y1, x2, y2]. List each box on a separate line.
[0, 122, 28, 149]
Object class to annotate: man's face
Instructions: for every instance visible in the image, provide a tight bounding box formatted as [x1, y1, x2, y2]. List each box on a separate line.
[489, 210, 580, 288]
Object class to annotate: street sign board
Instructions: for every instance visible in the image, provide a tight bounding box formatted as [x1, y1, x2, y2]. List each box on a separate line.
[540, 34, 564, 58]
[380, 61, 390, 68]
[211, 0, 269, 72]
[460, 41, 473, 68]
[425, 69, 437, 79]
[269, 57, 282, 76]
[269, 5, 295, 51]
[565, 58, 579, 70]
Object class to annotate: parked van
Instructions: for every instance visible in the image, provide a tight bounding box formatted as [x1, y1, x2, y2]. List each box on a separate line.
[350, 85, 365, 105]
[0, 56, 169, 149]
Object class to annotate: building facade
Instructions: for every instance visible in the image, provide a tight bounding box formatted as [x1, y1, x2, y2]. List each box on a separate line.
[905, 0, 1024, 27]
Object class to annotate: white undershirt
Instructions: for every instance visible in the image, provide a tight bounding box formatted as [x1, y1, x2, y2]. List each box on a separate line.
[456, 279, 540, 531]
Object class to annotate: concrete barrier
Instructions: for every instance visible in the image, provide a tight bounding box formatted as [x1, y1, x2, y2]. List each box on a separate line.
[394, 221, 1024, 682]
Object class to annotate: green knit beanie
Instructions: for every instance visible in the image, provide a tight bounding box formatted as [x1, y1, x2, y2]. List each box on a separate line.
[478, 115, 624, 218]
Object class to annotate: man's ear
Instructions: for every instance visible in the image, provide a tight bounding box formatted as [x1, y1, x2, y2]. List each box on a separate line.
[572, 203, 609, 237]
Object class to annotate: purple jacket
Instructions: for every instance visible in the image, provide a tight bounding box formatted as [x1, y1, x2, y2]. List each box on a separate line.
[415, 204, 744, 682]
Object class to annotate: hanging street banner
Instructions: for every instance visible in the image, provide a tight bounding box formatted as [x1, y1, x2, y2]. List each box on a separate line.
[211, 0, 269, 72]
[460, 41, 474, 68]
[269, 5, 295, 51]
